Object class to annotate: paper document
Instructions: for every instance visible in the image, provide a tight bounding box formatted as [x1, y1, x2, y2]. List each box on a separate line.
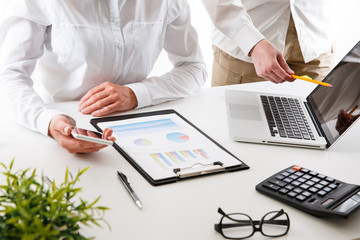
[97, 113, 242, 181]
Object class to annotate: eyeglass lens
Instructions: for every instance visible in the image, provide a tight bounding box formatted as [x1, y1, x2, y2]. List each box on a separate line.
[261, 210, 289, 237]
[220, 210, 289, 239]
[222, 213, 253, 239]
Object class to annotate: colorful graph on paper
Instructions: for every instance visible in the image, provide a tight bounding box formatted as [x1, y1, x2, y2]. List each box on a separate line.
[166, 132, 190, 143]
[150, 149, 209, 170]
[110, 118, 178, 136]
[98, 113, 242, 180]
[134, 138, 152, 146]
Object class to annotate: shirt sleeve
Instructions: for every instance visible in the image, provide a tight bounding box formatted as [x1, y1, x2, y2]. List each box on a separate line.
[201, 0, 264, 56]
[125, 1, 207, 108]
[0, 2, 64, 136]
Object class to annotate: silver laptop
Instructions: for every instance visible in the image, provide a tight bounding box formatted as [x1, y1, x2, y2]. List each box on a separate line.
[225, 41, 360, 149]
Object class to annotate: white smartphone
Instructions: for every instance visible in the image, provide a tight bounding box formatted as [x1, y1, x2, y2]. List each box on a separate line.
[71, 127, 113, 146]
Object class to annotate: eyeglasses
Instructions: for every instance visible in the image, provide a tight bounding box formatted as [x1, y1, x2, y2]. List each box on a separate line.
[214, 208, 290, 239]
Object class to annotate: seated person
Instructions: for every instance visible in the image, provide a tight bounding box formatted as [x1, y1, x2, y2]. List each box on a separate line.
[0, 0, 207, 153]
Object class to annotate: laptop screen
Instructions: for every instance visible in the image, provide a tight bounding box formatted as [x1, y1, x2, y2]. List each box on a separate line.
[307, 41, 360, 147]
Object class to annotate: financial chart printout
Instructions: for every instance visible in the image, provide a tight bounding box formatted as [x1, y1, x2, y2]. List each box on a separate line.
[98, 113, 242, 180]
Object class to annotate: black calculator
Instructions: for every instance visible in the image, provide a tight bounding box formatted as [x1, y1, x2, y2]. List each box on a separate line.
[256, 165, 360, 218]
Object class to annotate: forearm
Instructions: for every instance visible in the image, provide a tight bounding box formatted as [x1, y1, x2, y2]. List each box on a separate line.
[0, 16, 62, 135]
[127, 61, 206, 108]
[201, 0, 264, 56]
[0, 73, 63, 136]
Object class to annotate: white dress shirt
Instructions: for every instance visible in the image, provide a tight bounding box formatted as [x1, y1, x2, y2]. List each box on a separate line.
[0, 0, 206, 136]
[201, 0, 336, 63]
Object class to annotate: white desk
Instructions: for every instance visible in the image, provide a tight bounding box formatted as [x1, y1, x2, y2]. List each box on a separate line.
[1, 81, 360, 240]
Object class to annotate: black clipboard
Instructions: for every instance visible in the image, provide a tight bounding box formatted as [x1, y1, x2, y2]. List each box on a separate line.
[91, 109, 249, 186]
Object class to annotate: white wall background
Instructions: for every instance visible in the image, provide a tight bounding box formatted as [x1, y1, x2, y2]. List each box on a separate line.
[1, 1, 359, 88]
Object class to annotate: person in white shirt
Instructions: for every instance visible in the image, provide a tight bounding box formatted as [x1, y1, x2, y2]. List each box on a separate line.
[0, 0, 207, 153]
[201, 0, 336, 86]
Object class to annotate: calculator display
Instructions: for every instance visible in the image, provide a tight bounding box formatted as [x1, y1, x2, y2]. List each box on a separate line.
[334, 191, 360, 213]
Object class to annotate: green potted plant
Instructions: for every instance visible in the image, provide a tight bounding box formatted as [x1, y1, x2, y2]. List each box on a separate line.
[0, 159, 109, 239]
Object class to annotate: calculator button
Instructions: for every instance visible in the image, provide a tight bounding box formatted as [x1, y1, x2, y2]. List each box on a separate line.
[303, 174, 312, 180]
[314, 183, 324, 189]
[317, 190, 327, 197]
[296, 195, 308, 201]
[323, 187, 332, 192]
[325, 177, 335, 182]
[285, 185, 294, 191]
[309, 187, 319, 193]
[312, 177, 321, 183]
[302, 191, 312, 198]
[329, 183, 337, 189]
[306, 180, 315, 186]
[300, 184, 310, 190]
[275, 174, 286, 180]
[319, 180, 329, 186]
[309, 171, 318, 176]
[287, 191, 298, 198]
[283, 178, 293, 183]
[317, 174, 326, 179]
[279, 188, 289, 194]
[269, 180, 287, 187]
[293, 188, 303, 194]
[287, 169, 296, 174]
[297, 177, 307, 183]
[263, 182, 281, 191]
[290, 174, 299, 180]
[300, 168, 310, 173]
[294, 171, 304, 177]
[291, 181, 301, 187]
[292, 165, 302, 171]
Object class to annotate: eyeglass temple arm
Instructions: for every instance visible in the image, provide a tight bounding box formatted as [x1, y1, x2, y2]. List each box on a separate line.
[268, 209, 285, 221]
[263, 209, 289, 225]
[218, 208, 285, 220]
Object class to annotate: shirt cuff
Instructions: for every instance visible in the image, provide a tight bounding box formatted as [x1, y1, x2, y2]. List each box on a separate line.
[233, 23, 265, 57]
[125, 82, 152, 109]
[36, 109, 65, 136]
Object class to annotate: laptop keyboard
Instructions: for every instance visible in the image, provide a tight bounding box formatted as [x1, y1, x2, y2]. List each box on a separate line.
[260, 95, 315, 140]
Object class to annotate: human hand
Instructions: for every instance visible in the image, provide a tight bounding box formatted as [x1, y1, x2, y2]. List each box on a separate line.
[335, 109, 359, 135]
[48, 115, 115, 154]
[79, 82, 138, 117]
[250, 39, 294, 83]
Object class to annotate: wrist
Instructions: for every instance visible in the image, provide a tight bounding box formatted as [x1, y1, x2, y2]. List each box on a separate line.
[48, 114, 76, 138]
[248, 39, 265, 57]
[128, 87, 138, 109]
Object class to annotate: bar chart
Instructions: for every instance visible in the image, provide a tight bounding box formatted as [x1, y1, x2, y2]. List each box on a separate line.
[150, 149, 209, 169]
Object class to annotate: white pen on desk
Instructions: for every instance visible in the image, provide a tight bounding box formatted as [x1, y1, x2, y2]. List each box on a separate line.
[117, 171, 143, 209]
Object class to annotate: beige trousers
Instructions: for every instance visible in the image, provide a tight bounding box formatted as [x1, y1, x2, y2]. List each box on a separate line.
[211, 16, 336, 86]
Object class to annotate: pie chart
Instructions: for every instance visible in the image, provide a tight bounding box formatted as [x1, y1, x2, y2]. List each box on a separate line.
[134, 138, 152, 146]
[166, 132, 190, 143]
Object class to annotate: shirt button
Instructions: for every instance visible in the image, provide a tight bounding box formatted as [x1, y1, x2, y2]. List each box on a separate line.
[117, 43, 121, 49]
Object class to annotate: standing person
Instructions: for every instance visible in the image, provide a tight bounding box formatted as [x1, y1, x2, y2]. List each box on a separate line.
[0, 0, 207, 153]
[201, 0, 336, 86]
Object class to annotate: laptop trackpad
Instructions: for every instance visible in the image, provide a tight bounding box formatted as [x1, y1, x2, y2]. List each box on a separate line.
[229, 103, 261, 121]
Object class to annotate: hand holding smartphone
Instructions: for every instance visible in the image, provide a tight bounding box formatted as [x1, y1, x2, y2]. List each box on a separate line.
[71, 127, 114, 146]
